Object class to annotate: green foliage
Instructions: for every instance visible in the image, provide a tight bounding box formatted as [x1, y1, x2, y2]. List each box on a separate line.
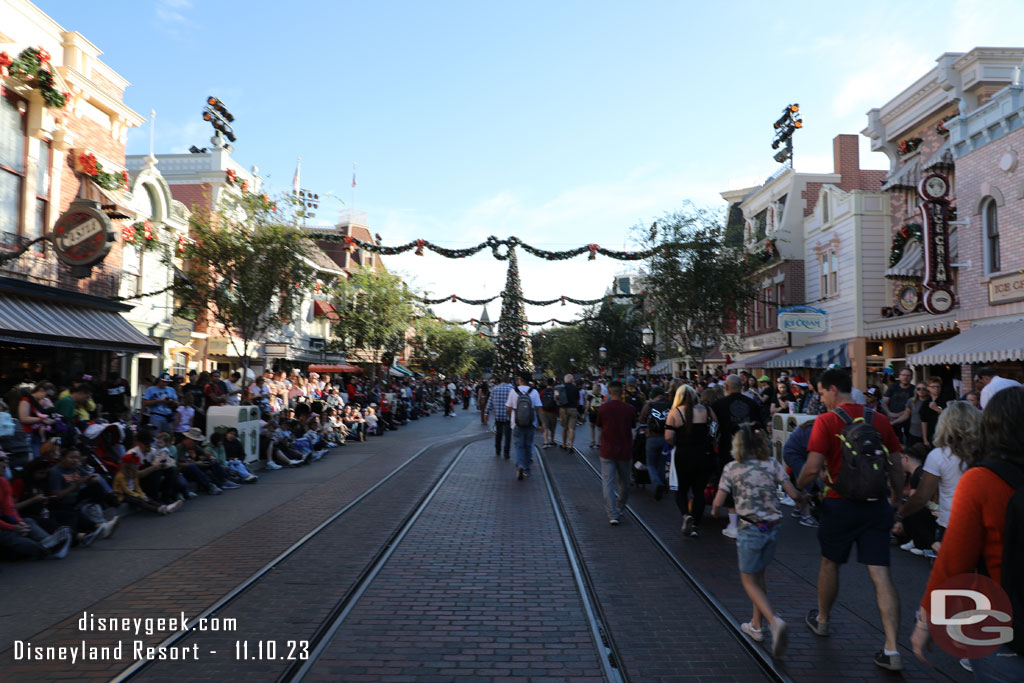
[413, 318, 486, 378]
[578, 300, 643, 376]
[328, 268, 417, 374]
[639, 203, 755, 367]
[530, 326, 590, 377]
[171, 191, 319, 373]
[493, 249, 533, 378]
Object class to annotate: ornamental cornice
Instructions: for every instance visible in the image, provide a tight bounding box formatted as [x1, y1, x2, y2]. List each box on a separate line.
[57, 66, 145, 127]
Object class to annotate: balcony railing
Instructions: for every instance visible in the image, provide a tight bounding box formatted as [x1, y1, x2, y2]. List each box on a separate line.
[1, 231, 123, 299]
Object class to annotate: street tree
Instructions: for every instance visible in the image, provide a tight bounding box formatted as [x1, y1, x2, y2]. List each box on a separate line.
[413, 318, 482, 378]
[578, 300, 644, 377]
[328, 269, 417, 380]
[639, 203, 755, 369]
[172, 192, 318, 385]
[530, 326, 589, 378]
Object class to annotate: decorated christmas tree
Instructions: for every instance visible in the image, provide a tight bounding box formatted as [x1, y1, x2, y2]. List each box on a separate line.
[493, 248, 533, 379]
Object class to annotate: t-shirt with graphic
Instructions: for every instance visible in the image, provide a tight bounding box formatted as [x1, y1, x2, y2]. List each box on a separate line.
[711, 393, 762, 458]
[718, 458, 788, 530]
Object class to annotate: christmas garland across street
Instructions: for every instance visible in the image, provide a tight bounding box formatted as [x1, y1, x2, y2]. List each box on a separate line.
[418, 315, 598, 327]
[421, 292, 639, 306]
[312, 232, 682, 261]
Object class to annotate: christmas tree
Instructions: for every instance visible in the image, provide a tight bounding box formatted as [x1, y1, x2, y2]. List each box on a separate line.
[493, 247, 533, 379]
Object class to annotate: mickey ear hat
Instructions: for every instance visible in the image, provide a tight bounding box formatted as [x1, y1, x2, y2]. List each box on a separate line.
[790, 376, 809, 388]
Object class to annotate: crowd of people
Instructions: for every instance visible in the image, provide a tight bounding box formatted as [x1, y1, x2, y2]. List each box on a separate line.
[0, 367, 474, 563]
[479, 365, 1023, 677]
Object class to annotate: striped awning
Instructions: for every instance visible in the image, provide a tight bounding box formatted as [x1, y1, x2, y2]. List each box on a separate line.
[389, 363, 415, 378]
[907, 320, 1024, 365]
[0, 292, 159, 352]
[765, 339, 851, 369]
[731, 348, 787, 369]
[885, 230, 959, 279]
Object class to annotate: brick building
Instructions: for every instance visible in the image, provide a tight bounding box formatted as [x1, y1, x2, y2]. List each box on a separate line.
[0, 0, 156, 393]
[906, 65, 1024, 386]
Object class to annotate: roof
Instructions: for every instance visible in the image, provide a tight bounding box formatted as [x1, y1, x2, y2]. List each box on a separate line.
[305, 243, 344, 274]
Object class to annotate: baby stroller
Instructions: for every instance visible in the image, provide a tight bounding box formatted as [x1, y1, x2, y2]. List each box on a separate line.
[80, 422, 127, 482]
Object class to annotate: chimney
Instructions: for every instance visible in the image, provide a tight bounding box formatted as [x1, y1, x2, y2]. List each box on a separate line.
[833, 134, 861, 186]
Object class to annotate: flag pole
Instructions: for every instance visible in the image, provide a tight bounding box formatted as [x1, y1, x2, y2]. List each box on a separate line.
[351, 162, 357, 215]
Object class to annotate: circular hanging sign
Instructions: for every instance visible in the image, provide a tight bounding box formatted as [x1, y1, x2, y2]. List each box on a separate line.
[923, 288, 955, 315]
[51, 199, 114, 268]
[896, 285, 919, 314]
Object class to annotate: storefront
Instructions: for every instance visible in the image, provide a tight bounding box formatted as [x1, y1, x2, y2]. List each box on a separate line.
[907, 318, 1024, 390]
[0, 277, 160, 394]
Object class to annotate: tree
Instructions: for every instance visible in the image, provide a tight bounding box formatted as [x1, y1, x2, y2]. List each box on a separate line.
[530, 326, 590, 378]
[328, 268, 417, 380]
[578, 300, 644, 377]
[412, 318, 481, 378]
[493, 248, 533, 379]
[639, 203, 755, 369]
[172, 192, 318, 385]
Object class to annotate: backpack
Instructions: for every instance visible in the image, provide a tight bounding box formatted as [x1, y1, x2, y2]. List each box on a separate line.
[646, 401, 669, 435]
[554, 385, 568, 407]
[977, 459, 1024, 655]
[541, 387, 557, 411]
[514, 388, 535, 428]
[827, 407, 892, 501]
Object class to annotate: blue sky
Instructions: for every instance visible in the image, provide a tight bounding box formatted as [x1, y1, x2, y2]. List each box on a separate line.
[34, 0, 1024, 324]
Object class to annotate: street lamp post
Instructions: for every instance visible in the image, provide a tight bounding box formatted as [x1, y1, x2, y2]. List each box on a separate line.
[642, 327, 654, 385]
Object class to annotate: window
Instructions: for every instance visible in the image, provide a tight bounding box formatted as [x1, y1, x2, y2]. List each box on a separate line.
[984, 198, 1000, 274]
[821, 194, 829, 223]
[821, 249, 839, 297]
[172, 353, 188, 378]
[0, 93, 26, 240]
[776, 282, 784, 309]
[754, 208, 768, 241]
[755, 296, 762, 331]
[33, 139, 50, 244]
[830, 251, 838, 293]
[764, 286, 774, 329]
[821, 252, 829, 297]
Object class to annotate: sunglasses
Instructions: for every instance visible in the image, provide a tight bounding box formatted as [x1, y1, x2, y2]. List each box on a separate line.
[916, 387, 928, 392]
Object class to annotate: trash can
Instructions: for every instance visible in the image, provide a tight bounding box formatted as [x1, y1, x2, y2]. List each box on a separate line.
[206, 405, 261, 464]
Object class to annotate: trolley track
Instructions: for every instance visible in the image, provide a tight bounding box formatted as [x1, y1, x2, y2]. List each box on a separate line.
[112, 433, 488, 683]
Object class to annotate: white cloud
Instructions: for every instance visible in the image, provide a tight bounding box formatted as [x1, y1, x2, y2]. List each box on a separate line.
[831, 41, 933, 119]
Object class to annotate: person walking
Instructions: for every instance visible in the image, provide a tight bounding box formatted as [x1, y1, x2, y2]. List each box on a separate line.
[506, 372, 542, 479]
[587, 382, 604, 448]
[712, 375, 763, 539]
[797, 369, 905, 671]
[557, 374, 583, 451]
[713, 424, 801, 658]
[486, 376, 514, 459]
[666, 385, 716, 537]
[539, 378, 559, 448]
[597, 381, 637, 525]
[638, 386, 672, 499]
[911, 386, 1024, 680]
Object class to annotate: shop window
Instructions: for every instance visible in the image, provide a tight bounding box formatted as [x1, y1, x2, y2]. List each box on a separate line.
[983, 198, 1000, 274]
[776, 282, 784, 308]
[33, 139, 50, 244]
[172, 353, 188, 377]
[0, 93, 26, 240]
[764, 286, 774, 329]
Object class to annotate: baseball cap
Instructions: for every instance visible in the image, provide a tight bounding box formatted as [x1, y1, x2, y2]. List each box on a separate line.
[865, 386, 880, 397]
[158, 372, 172, 382]
[758, 375, 771, 382]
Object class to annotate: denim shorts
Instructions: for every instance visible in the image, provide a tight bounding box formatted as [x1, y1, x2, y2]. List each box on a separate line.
[736, 524, 778, 574]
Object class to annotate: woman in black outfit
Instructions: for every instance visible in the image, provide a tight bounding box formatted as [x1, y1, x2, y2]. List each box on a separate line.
[666, 385, 717, 537]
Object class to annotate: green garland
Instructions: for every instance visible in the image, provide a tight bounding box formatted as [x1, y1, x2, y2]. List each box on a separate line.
[421, 292, 640, 306]
[418, 315, 598, 327]
[1, 47, 69, 109]
[310, 231, 682, 262]
[889, 223, 922, 266]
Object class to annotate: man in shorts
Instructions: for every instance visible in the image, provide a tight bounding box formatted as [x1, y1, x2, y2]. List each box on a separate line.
[797, 369, 904, 671]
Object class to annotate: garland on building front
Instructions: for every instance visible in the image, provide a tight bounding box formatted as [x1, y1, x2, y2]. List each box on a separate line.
[936, 114, 957, 136]
[420, 292, 640, 306]
[313, 232, 681, 262]
[889, 223, 923, 266]
[78, 152, 128, 191]
[0, 47, 69, 108]
[897, 137, 923, 156]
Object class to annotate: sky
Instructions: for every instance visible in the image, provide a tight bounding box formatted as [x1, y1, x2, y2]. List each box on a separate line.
[31, 0, 1024, 326]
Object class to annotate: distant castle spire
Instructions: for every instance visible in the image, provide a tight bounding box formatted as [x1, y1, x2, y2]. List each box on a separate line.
[476, 306, 494, 337]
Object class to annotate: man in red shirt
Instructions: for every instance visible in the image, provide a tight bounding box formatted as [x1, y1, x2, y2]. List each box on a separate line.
[596, 381, 637, 526]
[797, 369, 904, 671]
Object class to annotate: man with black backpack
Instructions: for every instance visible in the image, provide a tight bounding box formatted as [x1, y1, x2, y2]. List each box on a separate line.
[505, 372, 542, 480]
[797, 369, 905, 671]
[539, 378, 559, 449]
[555, 374, 583, 451]
[638, 386, 672, 500]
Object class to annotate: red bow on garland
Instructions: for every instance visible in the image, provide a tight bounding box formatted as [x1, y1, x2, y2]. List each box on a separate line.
[415, 239, 425, 256]
[587, 244, 599, 260]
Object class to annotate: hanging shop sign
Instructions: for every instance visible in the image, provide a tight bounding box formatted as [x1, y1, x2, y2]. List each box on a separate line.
[989, 271, 1024, 305]
[50, 199, 115, 276]
[777, 305, 828, 333]
[918, 174, 956, 314]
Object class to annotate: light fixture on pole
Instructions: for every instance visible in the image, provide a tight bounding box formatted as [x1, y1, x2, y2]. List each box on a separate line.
[642, 327, 654, 347]
[599, 346, 607, 360]
[203, 96, 236, 150]
[771, 103, 802, 166]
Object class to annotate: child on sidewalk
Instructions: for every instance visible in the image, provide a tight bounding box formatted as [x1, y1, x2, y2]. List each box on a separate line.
[713, 424, 802, 658]
[112, 453, 183, 515]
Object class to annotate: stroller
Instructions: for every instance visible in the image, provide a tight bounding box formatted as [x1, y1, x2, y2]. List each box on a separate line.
[631, 430, 651, 487]
[80, 421, 127, 482]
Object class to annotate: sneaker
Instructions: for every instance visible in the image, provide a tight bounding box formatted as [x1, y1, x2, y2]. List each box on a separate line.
[874, 650, 903, 671]
[49, 533, 72, 559]
[208, 484, 223, 495]
[288, 459, 303, 466]
[609, 519, 620, 526]
[909, 546, 925, 556]
[922, 549, 937, 559]
[186, 490, 199, 499]
[244, 474, 259, 482]
[770, 617, 788, 658]
[799, 516, 820, 528]
[81, 527, 102, 547]
[722, 525, 738, 539]
[523, 471, 531, 478]
[264, 461, 283, 470]
[780, 494, 796, 507]
[805, 609, 829, 637]
[40, 526, 71, 552]
[101, 516, 120, 539]
[681, 515, 694, 536]
[959, 658, 973, 673]
[516, 467, 524, 481]
[899, 541, 916, 552]
[166, 500, 184, 514]
[220, 480, 241, 489]
[158, 504, 169, 515]
[687, 527, 700, 538]
[740, 622, 764, 642]
[791, 508, 805, 519]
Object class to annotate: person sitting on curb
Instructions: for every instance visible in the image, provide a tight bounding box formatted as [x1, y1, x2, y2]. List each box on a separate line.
[113, 453, 184, 515]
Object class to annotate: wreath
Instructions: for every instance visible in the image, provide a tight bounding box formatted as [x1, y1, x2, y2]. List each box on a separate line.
[889, 223, 922, 266]
[897, 137, 923, 156]
[0, 47, 69, 109]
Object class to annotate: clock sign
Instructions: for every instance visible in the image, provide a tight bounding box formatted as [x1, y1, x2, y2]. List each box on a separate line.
[917, 173, 956, 315]
[51, 199, 115, 269]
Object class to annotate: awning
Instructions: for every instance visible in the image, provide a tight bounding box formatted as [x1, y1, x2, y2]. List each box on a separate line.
[649, 358, 674, 375]
[881, 156, 921, 192]
[731, 348, 787, 369]
[0, 292, 159, 352]
[307, 363, 362, 374]
[923, 140, 954, 171]
[885, 230, 959, 279]
[312, 300, 339, 321]
[907, 320, 1024, 365]
[389, 364, 414, 378]
[765, 338, 851, 369]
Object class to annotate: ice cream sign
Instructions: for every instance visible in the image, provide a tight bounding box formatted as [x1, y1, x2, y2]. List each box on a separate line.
[777, 305, 828, 333]
[51, 199, 114, 271]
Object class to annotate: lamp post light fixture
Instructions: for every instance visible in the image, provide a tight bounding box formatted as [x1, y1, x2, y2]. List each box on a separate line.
[642, 327, 654, 347]
[598, 346, 607, 360]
